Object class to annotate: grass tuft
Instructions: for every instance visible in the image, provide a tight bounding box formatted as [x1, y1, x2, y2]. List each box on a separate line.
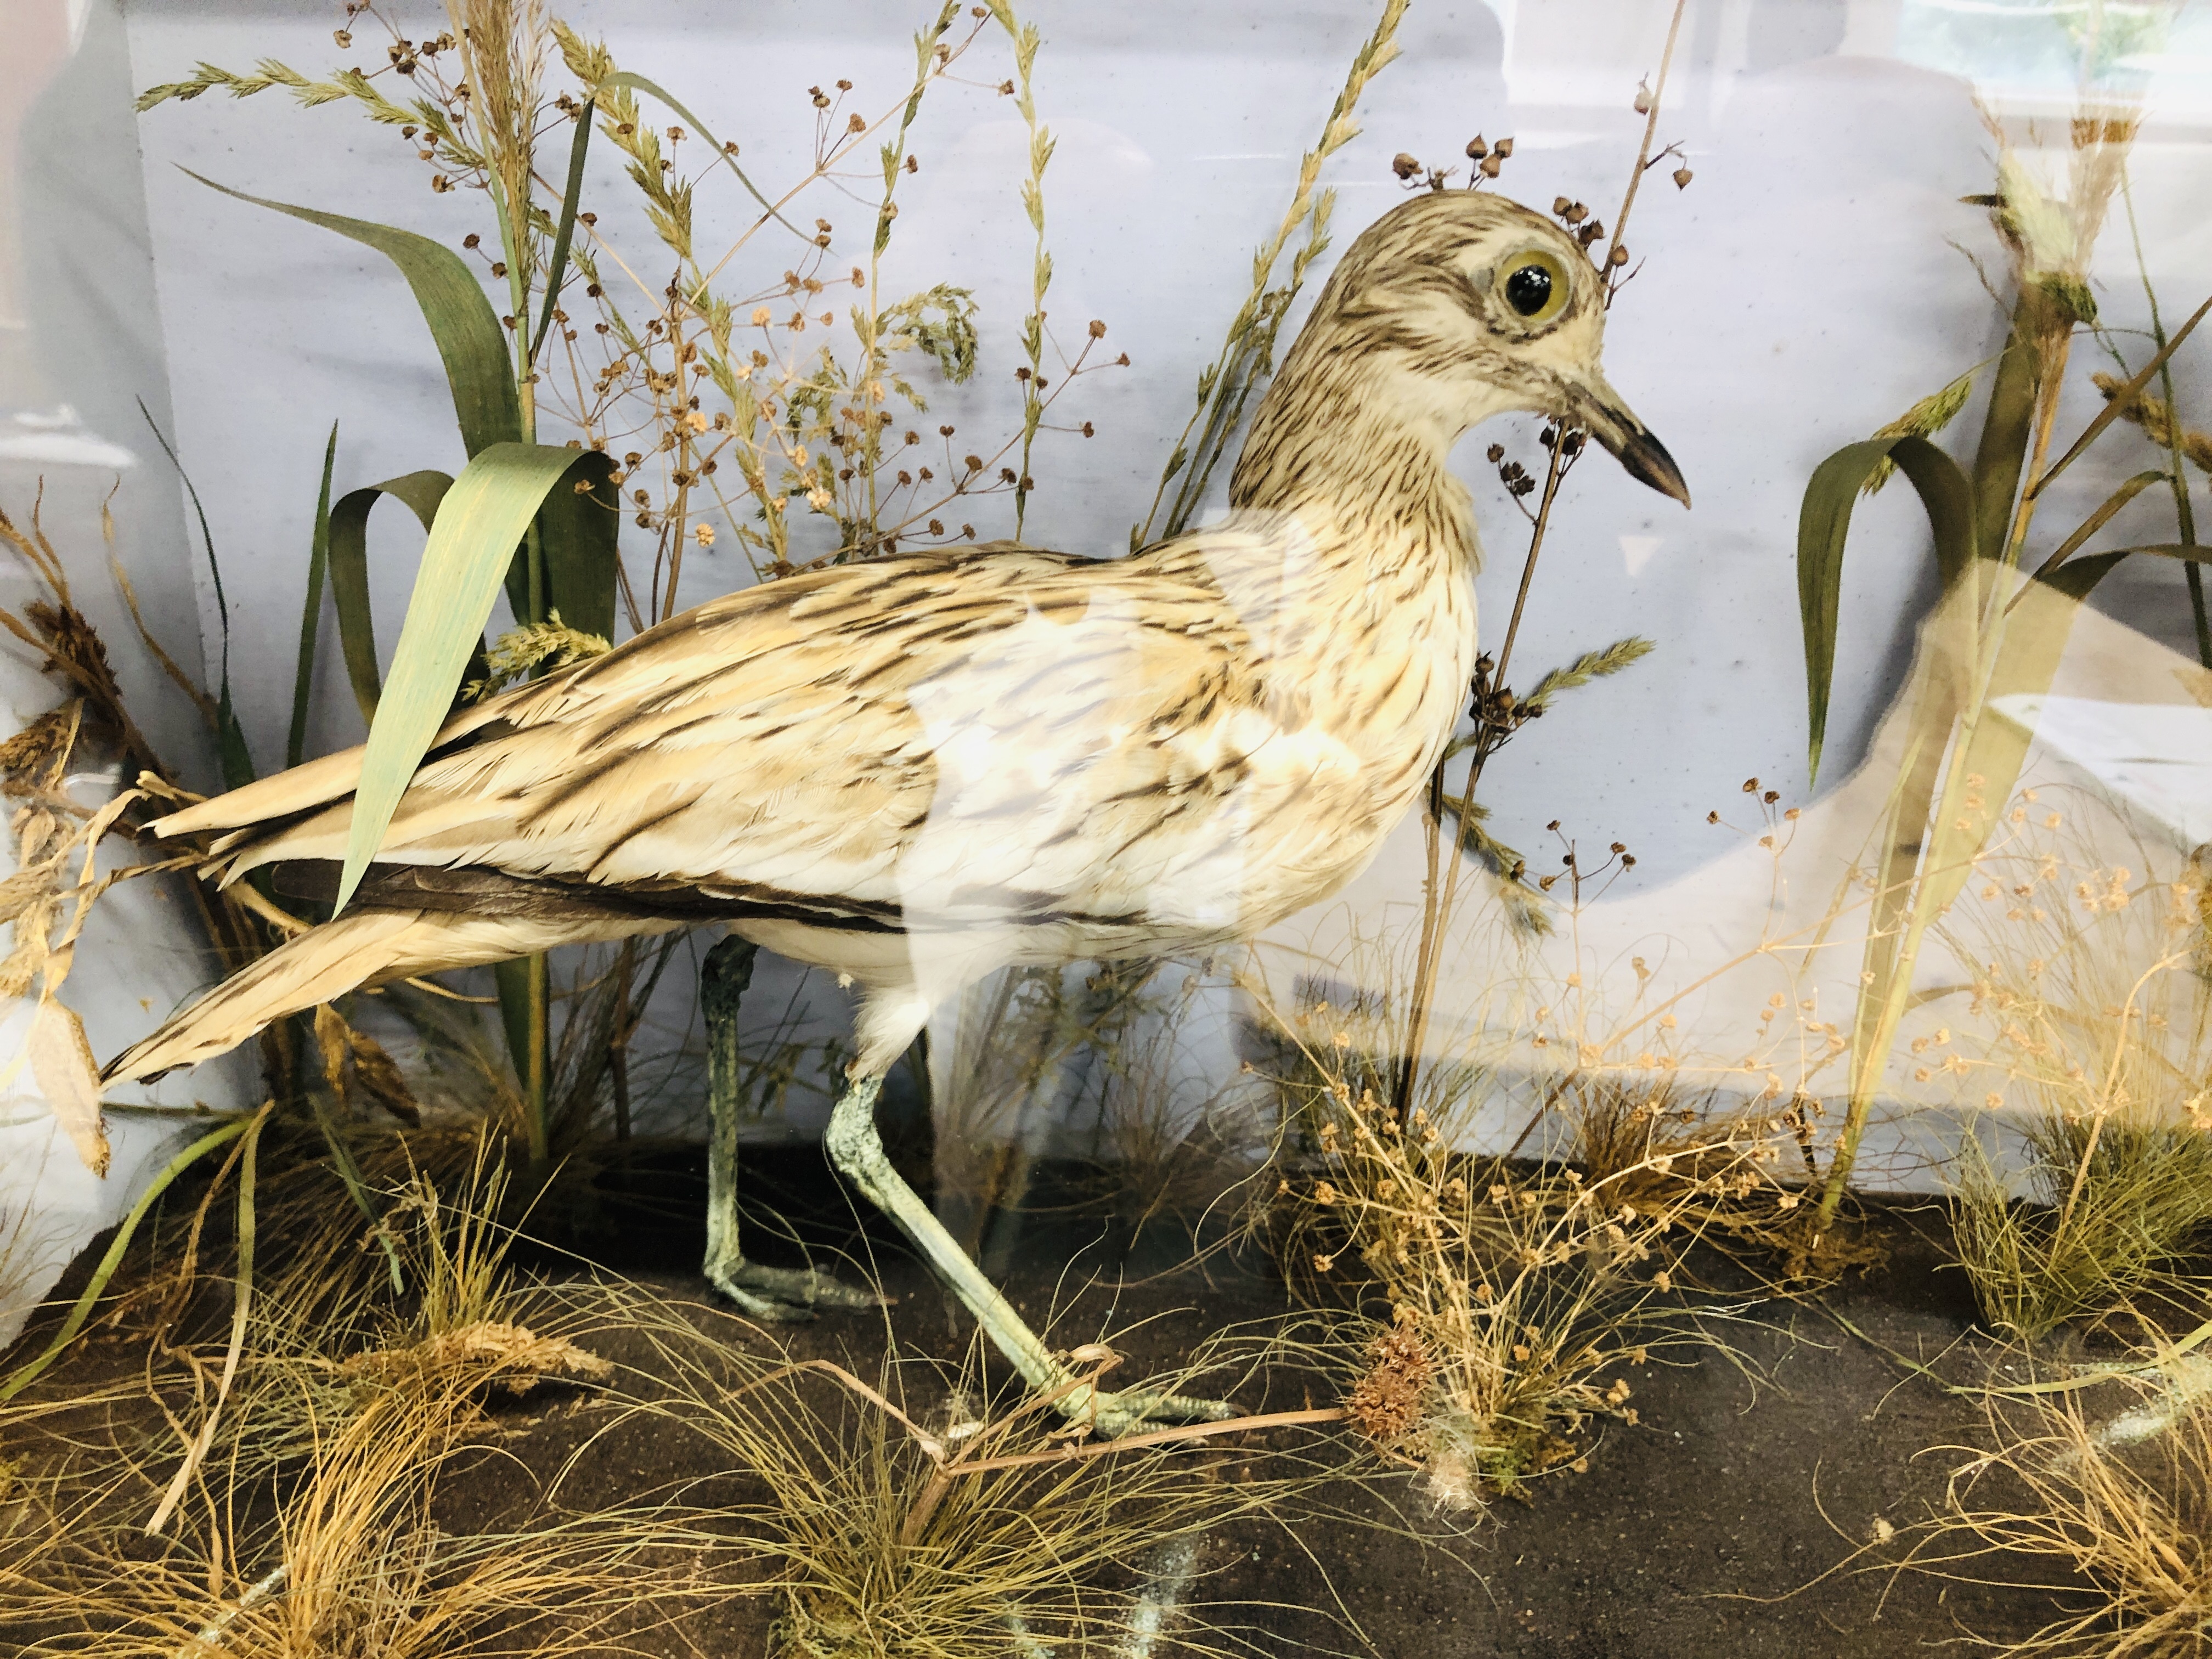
[1883, 1364, 2212, 1658]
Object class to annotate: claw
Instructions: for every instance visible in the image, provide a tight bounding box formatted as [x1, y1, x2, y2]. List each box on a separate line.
[704, 1268, 818, 1323]
[706, 1257, 884, 1321]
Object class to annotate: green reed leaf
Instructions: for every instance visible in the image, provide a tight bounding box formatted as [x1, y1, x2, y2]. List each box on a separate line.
[1970, 309, 2039, 566]
[337, 443, 612, 913]
[2033, 540, 2212, 601]
[527, 453, 620, 644]
[529, 97, 594, 365]
[326, 471, 453, 729]
[1797, 433, 1976, 782]
[138, 397, 255, 789]
[287, 422, 340, 770]
[183, 169, 522, 458]
[2025, 469, 2168, 586]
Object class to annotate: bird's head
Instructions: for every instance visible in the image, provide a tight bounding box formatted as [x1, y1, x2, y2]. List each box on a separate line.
[1282, 189, 1689, 506]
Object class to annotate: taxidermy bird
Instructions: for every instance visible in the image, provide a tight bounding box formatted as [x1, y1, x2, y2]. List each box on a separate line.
[106, 190, 1687, 1435]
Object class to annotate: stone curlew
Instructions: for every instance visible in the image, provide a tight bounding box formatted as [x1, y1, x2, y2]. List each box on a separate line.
[106, 189, 1687, 1434]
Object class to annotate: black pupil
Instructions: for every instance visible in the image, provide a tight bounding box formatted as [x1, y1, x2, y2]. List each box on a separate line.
[1505, 263, 1553, 317]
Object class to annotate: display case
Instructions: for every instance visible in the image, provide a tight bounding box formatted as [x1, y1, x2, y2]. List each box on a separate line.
[4, 3, 2210, 1652]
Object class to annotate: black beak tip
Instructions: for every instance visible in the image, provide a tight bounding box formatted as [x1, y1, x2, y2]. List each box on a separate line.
[1623, 429, 1691, 509]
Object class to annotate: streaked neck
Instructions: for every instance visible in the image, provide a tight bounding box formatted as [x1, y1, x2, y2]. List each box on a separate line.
[1228, 356, 1480, 567]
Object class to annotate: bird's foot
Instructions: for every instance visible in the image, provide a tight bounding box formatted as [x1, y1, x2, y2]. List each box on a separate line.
[706, 1258, 883, 1323]
[1063, 1382, 1239, 1441]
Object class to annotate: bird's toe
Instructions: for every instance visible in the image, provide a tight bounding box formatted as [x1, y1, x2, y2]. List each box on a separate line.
[708, 1259, 885, 1319]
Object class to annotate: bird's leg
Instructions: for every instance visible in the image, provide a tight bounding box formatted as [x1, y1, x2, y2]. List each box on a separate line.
[825, 1070, 1234, 1437]
[701, 936, 877, 1320]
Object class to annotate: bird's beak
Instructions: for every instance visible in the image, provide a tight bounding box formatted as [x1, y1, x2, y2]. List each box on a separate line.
[1567, 372, 1690, 507]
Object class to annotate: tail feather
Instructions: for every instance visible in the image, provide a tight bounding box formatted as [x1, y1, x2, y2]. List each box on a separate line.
[103, 909, 645, 1085]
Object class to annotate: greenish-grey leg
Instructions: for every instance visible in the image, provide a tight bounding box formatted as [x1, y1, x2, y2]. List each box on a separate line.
[701, 936, 878, 1320]
[825, 1070, 1234, 1437]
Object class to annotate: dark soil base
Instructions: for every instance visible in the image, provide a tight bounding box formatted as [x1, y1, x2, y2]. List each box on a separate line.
[7, 1142, 2089, 1658]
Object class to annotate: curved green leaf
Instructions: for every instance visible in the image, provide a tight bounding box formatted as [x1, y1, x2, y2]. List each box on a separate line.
[138, 397, 255, 789]
[2036, 540, 2212, 600]
[1970, 318, 2037, 565]
[529, 96, 594, 364]
[1796, 433, 1977, 781]
[287, 422, 340, 770]
[338, 443, 614, 913]
[183, 168, 522, 458]
[2025, 470, 2168, 588]
[327, 471, 453, 728]
[530, 452, 621, 641]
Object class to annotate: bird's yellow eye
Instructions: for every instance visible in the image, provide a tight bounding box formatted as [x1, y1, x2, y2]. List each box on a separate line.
[1497, 249, 1569, 324]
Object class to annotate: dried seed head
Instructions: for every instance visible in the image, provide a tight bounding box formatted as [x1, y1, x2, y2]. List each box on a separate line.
[1608, 244, 1630, 267]
[1493, 136, 1514, 158]
[1087, 318, 1107, 338]
[1392, 151, 1421, 180]
[1673, 166, 1694, 189]
[1465, 136, 1488, 159]
[1479, 154, 1503, 179]
[1344, 1317, 1435, 1444]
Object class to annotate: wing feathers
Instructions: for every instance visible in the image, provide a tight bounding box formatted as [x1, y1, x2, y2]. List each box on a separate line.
[105, 908, 659, 1084]
[160, 540, 1335, 935]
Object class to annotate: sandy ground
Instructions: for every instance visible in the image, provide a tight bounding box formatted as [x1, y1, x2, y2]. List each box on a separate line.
[4, 1140, 2084, 1657]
